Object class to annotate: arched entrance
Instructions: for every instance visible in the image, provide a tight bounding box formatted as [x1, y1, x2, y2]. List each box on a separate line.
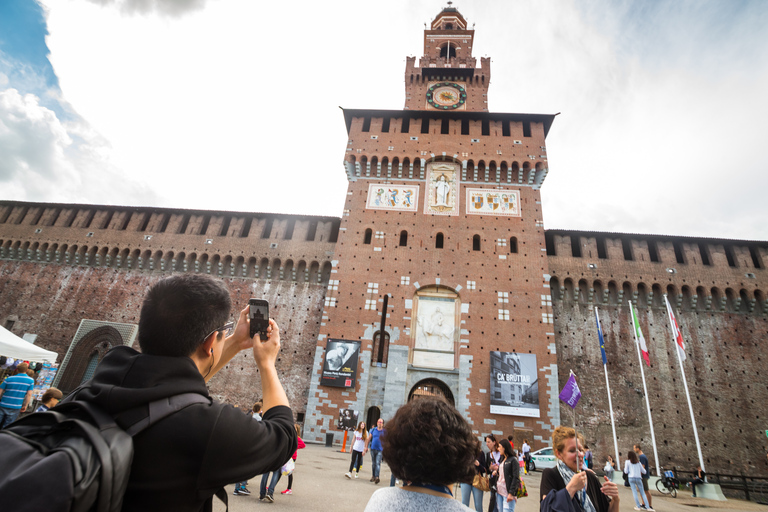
[408, 378, 455, 407]
[366, 406, 381, 429]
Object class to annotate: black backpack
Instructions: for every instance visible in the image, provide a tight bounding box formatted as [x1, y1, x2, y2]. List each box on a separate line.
[0, 392, 210, 511]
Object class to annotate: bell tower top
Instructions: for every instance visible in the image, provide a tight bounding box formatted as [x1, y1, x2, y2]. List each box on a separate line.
[405, 4, 491, 112]
[424, 3, 472, 62]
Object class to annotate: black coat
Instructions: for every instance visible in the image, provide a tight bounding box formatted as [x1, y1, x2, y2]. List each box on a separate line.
[540, 467, 612, 512]
[75, 346, 297, 512]
[499, 457, 521, 497]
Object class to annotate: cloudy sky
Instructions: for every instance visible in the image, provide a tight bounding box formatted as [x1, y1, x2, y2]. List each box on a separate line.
[1, 0, 766, 240]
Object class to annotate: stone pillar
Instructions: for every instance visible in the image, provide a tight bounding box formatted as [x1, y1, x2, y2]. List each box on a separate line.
[381, 345, 409, 421]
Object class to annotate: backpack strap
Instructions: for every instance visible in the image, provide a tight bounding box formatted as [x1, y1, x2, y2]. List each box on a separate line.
[125, 393, 227, 511]
[125, 393, 211, 436]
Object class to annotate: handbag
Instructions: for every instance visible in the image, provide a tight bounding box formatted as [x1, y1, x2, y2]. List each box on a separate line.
[472, 473, 490, 492]
[516, 477, 528, 498]
[281, 458, 295, 476]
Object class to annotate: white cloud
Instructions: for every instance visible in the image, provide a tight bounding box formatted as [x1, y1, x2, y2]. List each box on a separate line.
[11, 0, 768, 240]
[0, 87, 159, 205]
[84, 0, 209, 18]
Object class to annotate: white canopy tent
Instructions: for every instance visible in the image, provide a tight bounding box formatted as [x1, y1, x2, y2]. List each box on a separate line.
[0, 326, 58, 363]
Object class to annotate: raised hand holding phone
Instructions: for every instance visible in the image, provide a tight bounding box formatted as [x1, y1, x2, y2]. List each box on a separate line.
[248, 298, 269, 340]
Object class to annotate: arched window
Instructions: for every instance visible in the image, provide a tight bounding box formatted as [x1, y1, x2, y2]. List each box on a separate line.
[473, 235, 481, 251]
[436, 232, 444, 249]
[399, 230, 408, 247]
[510, 237, 518, 254]
[439, 44, 456, 59]
[80, 353, 99, 384]
[363, 228, 372, 245]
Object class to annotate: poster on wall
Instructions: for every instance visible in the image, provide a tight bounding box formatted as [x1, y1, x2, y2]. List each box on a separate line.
[321, 339, 360, 388]
[337, 409, 360, 431]
[489, 351, 540, 418]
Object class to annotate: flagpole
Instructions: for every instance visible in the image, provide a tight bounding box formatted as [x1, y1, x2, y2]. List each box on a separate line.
[664, 294, 706, 472]
[629, 301, 661, 477]
[569, 369, 579, 474]
[595, 306, 621, 471]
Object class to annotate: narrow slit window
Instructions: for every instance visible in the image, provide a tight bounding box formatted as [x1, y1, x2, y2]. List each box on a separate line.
[648, 240, 659, 262]
[523, 121, 532, 137]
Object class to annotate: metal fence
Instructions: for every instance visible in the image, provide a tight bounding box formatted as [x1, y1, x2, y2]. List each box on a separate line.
[673, 468, 768, 504]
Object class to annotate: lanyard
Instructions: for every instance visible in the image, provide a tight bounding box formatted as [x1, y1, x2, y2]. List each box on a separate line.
[408, 482, 453, 497]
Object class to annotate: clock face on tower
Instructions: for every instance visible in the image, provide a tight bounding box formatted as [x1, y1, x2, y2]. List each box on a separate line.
[426, 82, 467, 110]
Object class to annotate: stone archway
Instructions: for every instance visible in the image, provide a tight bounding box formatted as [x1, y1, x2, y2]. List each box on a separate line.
[366, 406, 381, 429]
[57, 326, 123, 393]
[408, 378, 455, 407]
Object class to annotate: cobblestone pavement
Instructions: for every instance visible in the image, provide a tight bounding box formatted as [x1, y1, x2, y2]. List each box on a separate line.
[215, 443, 764, 512]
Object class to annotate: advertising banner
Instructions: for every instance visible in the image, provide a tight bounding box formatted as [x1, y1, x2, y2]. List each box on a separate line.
[321, 339, 360, 388]
[337, 409, 360, 431]
[489, 351, 540, 418]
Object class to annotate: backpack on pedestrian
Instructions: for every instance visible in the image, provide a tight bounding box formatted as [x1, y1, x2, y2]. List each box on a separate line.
[0, 392, 212, 511]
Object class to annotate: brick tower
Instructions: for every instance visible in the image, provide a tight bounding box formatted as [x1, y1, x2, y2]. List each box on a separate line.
[303, 5, 559, 449]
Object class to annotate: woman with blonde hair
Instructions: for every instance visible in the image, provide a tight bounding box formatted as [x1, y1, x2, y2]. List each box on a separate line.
[540, 426, 619, 512]
[345, 421, 367, 479]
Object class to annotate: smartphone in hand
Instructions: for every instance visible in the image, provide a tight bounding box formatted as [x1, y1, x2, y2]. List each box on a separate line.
[248, 299, 269, 341]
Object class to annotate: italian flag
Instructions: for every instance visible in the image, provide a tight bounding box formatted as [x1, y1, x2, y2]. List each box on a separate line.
[629, 302, 650, 366]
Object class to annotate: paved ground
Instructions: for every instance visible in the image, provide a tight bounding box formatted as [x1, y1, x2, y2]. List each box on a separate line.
[215, 443, 765, 512]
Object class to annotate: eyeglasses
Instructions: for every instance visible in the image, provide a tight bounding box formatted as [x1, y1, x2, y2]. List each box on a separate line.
[203, 321, 234, 341]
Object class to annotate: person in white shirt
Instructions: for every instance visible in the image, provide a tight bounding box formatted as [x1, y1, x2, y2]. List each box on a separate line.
[345, 421, 367, 479]
[624, 449, 650, 511]
[521, 439, 531, 473]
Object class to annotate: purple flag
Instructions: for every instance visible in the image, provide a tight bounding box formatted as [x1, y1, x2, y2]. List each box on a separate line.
[559, 373, 581, 409]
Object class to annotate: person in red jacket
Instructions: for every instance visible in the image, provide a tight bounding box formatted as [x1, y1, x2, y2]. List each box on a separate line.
[278, 423, 306, 495]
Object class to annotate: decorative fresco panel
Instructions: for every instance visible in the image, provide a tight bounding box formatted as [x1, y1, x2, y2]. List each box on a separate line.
[424, 162, 459, 216]
[366, 184, 419, 211]
[465, 188, 521, 217]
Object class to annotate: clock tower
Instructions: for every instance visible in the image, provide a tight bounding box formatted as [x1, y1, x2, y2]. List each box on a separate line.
[405, 4, 489, 112]
[303, 5, 559, 450]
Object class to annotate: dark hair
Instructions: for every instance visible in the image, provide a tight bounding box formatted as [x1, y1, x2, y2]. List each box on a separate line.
[138, 274, 231, 356]
[627, 449, 639, 464]
[382, 398, 476, 485]
[499, 439, 514, 462]
[41, 387, 63, 403]
[485, 434, 498, 449]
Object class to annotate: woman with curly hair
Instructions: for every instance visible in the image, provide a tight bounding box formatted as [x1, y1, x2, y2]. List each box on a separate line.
[345, 421, 367, 479]
[494, 439, 520, 512]
[540, 426, 620, 512]
[363, 398, 476, 511]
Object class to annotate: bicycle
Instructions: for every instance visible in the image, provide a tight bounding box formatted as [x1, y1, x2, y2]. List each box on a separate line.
[655, 468, 679, 498]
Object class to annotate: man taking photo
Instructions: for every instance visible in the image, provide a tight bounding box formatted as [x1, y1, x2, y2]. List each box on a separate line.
[73, 274, 297, 511]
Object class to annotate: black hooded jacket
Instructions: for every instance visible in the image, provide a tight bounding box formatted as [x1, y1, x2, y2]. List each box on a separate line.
[75, 346, 297, 512]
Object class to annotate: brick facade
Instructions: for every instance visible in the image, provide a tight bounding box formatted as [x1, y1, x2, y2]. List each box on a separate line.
[1, 6, 767, 475]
